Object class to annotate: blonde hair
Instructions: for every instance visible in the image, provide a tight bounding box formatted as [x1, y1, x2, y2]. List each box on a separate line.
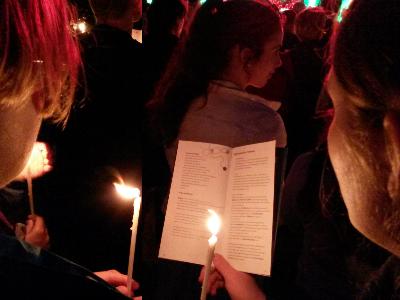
[0, 0, 81, 123]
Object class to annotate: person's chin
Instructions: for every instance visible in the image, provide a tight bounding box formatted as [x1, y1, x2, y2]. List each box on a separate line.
[0, 164, 23, 188]
[257, 76, 271, 87]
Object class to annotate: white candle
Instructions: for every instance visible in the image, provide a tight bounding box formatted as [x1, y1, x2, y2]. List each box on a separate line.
[27, 166, 34, 215]
[127, 195, 141, 296]
[23, 141, 51, 216]
[114, 183, 141, 296]
[200, 209, 221, 300]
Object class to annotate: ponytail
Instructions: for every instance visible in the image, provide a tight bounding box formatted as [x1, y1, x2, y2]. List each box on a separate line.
[149, 0, 281, 145]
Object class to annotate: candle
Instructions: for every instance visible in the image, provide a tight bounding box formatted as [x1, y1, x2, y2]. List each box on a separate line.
[27, 166, 34, 215]
[114, 182, 141, 297]
[21, 142, 51, 215]
[200, 209, 221, 300]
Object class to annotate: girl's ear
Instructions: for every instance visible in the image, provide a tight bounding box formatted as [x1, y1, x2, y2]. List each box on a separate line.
[384, 111, 400, 200]
[239, 47, 255, 69]
[31, 91, 45, 113]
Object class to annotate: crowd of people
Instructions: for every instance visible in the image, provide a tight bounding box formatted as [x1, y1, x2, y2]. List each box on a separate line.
[0, 0, 399, 299]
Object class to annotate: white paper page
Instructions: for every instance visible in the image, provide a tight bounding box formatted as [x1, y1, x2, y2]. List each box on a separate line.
[159, 141, 231, 265]
[221, 141, 276, 275]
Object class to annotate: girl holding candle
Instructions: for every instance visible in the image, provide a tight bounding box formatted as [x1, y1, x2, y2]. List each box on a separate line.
[149, 0, 285, 298]
[200, 0, 400, 299]
[150, 0, 287, 170]
[1, 143, 52, 249]
[0, 0, 138, 298]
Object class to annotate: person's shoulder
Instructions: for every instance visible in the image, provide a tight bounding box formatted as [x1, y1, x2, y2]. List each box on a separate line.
[143, 33, 179, 49]
[215, 88, 285, 129]
[0, 234, 129, 299]
[245, 98, 283, 125]
[288, 147, 327, 180]
[214, 86, 280, 114]
[360, 255, 400, 299]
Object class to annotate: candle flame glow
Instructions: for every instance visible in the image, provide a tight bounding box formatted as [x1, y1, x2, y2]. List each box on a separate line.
[19, 142, 52, 179]
[77, 21, 87, 33]
[114, 183, 140, 200]
[207, 209, 221, 236]
[208, 234, 218, 246]
[72, 19, 89, 34]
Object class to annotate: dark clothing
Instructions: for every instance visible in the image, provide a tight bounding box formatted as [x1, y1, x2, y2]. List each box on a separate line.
[284, 41, 326, 167]
[37, 24, 143, 272]
[140, 32, 181, 295]
[0, 234, 129, 299]
[0, 210, 14, 236]
[282, 31, 299, 51]
[67, 24, 143, 176]
[0, 183, 28, 235]
[285, 41, 325, 118]
[54, 24, 143, 185]
[143, 33, 179, 102]
[267, 149, 390, 299]
[248, 41, 327, 170]
[359, 255, 400, 300]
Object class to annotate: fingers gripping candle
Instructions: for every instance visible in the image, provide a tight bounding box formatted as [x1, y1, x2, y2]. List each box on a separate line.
[200, 209, 221, 300]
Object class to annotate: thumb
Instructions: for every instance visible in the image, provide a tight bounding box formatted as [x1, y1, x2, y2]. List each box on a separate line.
[213, 254, 236, 281]
[25, 219, 34, 233]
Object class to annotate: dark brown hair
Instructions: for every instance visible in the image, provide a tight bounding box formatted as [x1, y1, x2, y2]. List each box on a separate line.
[150, 0, 282, 145]
[333, 0, 400, 111]
[332, 0, 400, 243]
[147, 0, 188, 35]
[295, 7, 327, 41]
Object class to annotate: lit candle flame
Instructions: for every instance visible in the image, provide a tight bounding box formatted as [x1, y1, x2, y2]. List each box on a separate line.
[201, 210, 221, 300]
[77, 21, 87, 33]
[114, 183, 140, 200]
[72, 20, 89, 34]
[207, 209, 221, 238]
[19, 142, 51, 180]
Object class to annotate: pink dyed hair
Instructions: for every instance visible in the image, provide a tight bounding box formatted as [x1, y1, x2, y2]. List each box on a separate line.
[0, 0, 81, 122]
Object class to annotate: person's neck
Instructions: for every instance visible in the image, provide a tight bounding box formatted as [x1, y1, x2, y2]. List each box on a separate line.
[96, 19, 132, 33]
[220, 48, 249, 90]
[219, 67, 247, 90]
[377, 235, 400, 258]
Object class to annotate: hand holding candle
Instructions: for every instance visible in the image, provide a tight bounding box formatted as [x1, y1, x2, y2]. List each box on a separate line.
[18, 142, 52, 215]
[200, 209, 221, 300]
[114, 182, 141, 297]
[19, 142, 52, 180]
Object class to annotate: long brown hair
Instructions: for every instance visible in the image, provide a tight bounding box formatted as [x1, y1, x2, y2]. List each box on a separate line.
[149, 0, 281, 145]
[332, 0, 400, 242]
